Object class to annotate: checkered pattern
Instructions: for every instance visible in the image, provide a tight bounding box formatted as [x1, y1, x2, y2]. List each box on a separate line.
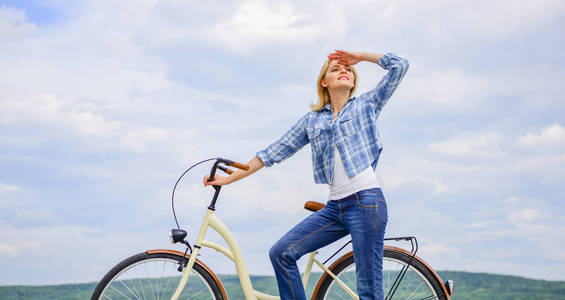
[256, 53, 409, 184]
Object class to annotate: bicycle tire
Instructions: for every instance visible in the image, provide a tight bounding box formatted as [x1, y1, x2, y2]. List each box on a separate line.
[91, 251, 225, 300]
[312, 248, 448, 300]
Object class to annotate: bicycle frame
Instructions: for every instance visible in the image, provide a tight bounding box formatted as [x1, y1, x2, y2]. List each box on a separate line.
[171, 208, 359, 300]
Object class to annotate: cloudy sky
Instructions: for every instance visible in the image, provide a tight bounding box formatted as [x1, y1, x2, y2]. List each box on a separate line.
[1, 0, 564, 286]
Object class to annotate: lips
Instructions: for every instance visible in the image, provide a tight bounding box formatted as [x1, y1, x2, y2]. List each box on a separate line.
[338, 75, 349, 80]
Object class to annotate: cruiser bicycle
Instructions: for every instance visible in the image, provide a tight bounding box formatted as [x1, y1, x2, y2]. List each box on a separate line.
[91, 157, 454, 300]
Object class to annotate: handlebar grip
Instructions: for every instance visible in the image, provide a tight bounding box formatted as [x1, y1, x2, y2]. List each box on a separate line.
[218, 165, 234, 175]
[228, 161, 250, 171]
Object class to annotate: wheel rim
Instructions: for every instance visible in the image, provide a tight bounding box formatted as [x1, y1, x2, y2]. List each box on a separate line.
[322, 257, 440, 300]
[98, 257, 216, 299]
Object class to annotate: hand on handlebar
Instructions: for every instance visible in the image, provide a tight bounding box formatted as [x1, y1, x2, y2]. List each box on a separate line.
[203, 174, 231, 187]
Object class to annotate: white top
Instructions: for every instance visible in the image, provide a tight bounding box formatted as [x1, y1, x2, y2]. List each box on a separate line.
[329, 142, 381, 200]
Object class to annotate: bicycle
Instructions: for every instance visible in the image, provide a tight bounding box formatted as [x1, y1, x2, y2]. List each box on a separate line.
[91, 157, 454, 300]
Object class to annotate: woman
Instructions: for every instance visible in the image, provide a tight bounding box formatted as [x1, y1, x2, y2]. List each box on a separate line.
[204, 50, 409, 300]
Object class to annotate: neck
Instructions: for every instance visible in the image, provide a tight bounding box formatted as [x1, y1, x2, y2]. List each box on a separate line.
[328, 87, 351, 117]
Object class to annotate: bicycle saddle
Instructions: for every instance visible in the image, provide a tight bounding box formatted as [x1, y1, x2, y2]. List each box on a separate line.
[304, 201, 325, 212]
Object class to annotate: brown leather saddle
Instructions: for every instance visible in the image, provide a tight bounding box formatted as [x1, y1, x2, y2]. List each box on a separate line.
[304, 201, 325, 212]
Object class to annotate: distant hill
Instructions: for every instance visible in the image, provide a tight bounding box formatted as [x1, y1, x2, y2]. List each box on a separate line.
[436, 271, 565, 300]
[0, 271, 564, 299]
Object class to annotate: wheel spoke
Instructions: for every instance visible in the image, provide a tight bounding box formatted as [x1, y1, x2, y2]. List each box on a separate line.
[122, 270, 142, 299]
[145, 262, 156, 300]
[117, 276, 142, 300]
[405, 280, 425, 299]
[136, 275, 147, 300]
[159, 264, 174, 300]
[184, 285, 208, 299]
[110, 284, 135, 300]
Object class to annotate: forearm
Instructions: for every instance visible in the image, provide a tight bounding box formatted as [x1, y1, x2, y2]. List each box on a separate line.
[359, 52, 384, 64]
[227, 156, 264, 183]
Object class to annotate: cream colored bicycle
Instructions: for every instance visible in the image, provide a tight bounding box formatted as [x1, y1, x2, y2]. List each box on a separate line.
[91, 157, 453, 300]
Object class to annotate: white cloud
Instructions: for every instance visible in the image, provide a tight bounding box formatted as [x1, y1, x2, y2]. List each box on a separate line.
[0, 5, 37, 37]
[12, 209, 60, 224]
[350, 0, 565, 41]
[0, 222, 165, 285]
[0, 182, 21, 193]
[381, 171, 451, 195]
[0, 92, 178, 153]
[0, 242, 41, 256]
[507, 208, 539, 224]
[0, 182, 25, 207]
[215, 1, 316, 49]
[402, 70, 488, 107]
[420, 242, 460, 256]
[211, 0, 343, 53]
[469, 220, 501, 229]
[429, 132, 502, 158]
[517, 123, 565, 148]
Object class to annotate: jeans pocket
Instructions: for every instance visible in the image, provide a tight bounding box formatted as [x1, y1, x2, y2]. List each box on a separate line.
[354, 192, 378, 208]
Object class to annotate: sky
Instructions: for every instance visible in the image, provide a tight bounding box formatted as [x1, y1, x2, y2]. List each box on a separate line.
[1, 0, 564, 286]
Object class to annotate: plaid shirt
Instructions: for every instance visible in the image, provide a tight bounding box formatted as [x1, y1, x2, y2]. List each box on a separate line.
[256, 53, 409, 184]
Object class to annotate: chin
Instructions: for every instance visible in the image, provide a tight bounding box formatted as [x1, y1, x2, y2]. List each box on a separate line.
[333, 81, 353, 89]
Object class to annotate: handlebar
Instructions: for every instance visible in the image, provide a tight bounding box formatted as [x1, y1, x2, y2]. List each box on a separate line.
[209, 157, 250, 182]
[206, 157, 249, 211]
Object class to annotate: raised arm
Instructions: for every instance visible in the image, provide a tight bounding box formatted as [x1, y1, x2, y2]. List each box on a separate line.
[329, 50, 409, 115]
[362, 52, 409, 114]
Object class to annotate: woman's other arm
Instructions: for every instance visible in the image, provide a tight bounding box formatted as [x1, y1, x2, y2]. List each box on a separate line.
[203, 113, 310, 186]
[203, 156, 264, 186]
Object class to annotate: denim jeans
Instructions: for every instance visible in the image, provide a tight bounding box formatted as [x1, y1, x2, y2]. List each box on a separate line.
[269, 188, 388, 300]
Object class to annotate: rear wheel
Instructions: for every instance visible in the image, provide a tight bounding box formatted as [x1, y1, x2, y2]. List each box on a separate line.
[91, 251, 224, 300]
[313, 249, 447, 300]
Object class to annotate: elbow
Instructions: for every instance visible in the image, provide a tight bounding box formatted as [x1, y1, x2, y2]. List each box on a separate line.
[400, 57, 409, 71]
[398, 58, 409, 76]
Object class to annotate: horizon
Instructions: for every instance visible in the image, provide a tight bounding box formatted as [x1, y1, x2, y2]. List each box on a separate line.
[1, 269, 564, 287]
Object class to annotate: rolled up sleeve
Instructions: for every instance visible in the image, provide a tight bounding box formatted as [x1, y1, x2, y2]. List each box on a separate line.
[256, 114, 310, 167]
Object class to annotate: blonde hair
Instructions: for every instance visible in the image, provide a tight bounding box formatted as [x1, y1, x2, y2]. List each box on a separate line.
[310, 59, 359, 111]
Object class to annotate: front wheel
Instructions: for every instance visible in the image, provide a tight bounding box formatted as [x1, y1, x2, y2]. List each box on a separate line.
[312, 248, 448, 300]
[91, 251, 225, 300]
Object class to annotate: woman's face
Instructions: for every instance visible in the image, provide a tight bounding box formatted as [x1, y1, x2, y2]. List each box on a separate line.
[321, 60, 355, 91]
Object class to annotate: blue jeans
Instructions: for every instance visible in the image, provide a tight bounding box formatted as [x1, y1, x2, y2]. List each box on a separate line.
[269, 188, 388, 300]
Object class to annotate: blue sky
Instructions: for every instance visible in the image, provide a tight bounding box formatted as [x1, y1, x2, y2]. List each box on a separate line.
[1, 0, 564, 285]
